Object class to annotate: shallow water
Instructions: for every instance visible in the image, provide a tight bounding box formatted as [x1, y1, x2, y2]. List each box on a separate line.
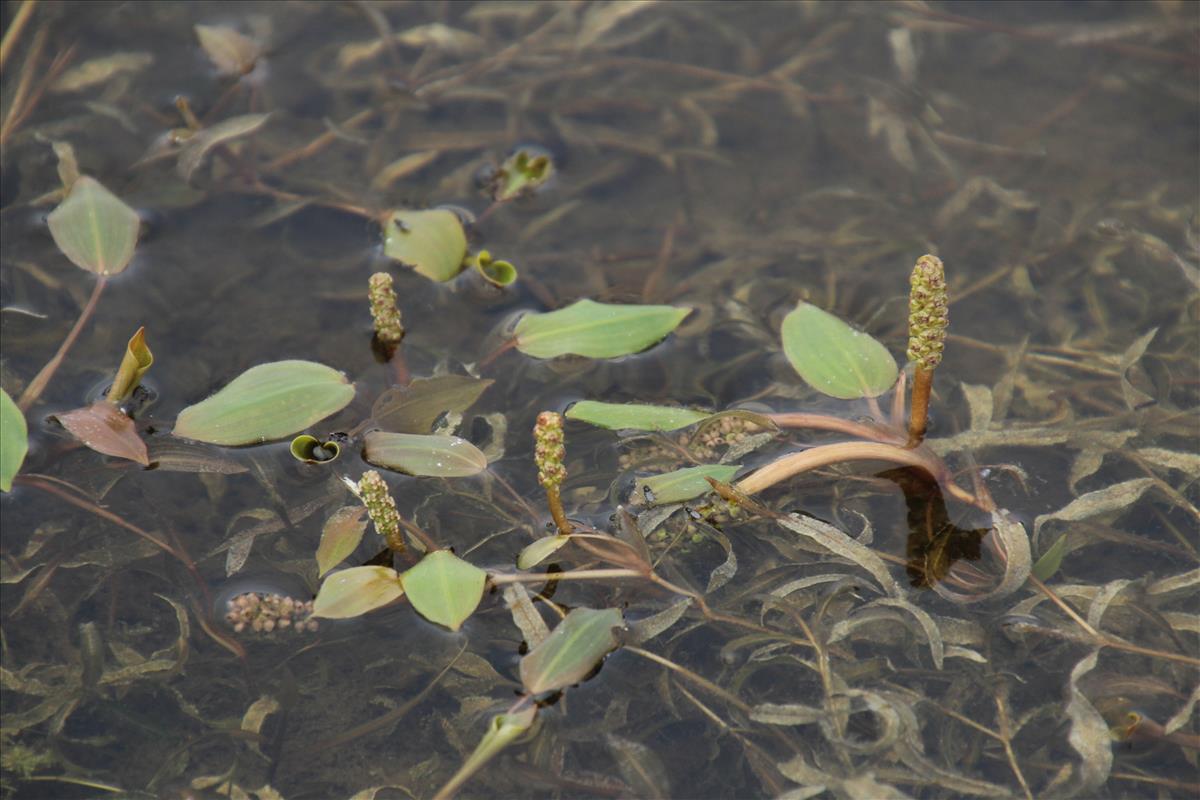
[2, 2, 1198, 798]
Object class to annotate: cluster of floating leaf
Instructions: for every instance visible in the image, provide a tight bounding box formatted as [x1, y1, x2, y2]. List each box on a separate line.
[225, 592, 318, 634]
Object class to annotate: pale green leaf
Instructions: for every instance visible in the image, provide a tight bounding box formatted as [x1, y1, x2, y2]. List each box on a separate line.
[173, 360, 355, 446]
[565, 400, 709, 431]
[363, 432, 487, 477]
[519, 607, 624, 694]
[401, 550, 487, 631]
[383, 208, 467, 282]
[317, 506, 369, 577]
[312, 566, 404, 619]
[515, 299, 691, 359]
[47, 176, 140, 275]
[516, 535, 571, 569]
[1, 389, 28, 492]
[642, 465, 740, 505]
[781, 302, 898, 399]
[435, 706, 537, 800]
[1032, 533, 1069, 581]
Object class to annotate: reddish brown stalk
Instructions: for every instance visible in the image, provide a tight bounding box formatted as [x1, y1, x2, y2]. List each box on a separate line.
[767, 411, 905, 444]
[0, 0, 37, 71]
[545, 486, 573, 536]
[18, 276, 108, 411]
[907, 366, 934, 447]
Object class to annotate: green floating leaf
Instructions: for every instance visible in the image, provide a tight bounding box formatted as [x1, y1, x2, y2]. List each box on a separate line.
[566, 400, 709, 431]
[371, 375, 493, 434]
[383, 208, 468, 282]
[490, 146, 555, 202]
[1, 389, 28, 492]
[517, 535, 571, 570]
[642, 464, 740, 505]
[519, 606, 624, 695]
[435, 706, 537, 800]
[515, 299, 691, 359]
[312, 565, 404, 619]
[107, 326, 153, 405]
[47, 176, 140, 276]
[780, 302, 898, 400]
[1032, 533, 1070, 581]
[473, 250, 517, 287]
[363, 432, 487, 477]
[317, 506, 369, 577]
[402, 550, 487, 631]
[174, 360, 355, 446]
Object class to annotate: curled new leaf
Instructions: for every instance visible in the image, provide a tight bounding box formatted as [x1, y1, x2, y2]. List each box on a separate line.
[781, 302, 898, 399]
[519, 606, 624, 695]
[473, 250, 518, 287]
[106, 327, 153, 405]
[383, 209, 468, 282]
[515, 300, 691, 359]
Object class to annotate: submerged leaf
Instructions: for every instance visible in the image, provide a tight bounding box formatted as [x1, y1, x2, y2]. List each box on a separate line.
[1, 390, 28, 491]
[503, 583, 550, 648]
[489, 147, 555, 202]
[383, 209, 468, 282]
[641, 465, 739, 505]
[1032, 478, 1156, 552]
[401, 550, 487, 631]
[776, 514, 900, 597]
[781, 302, 898, 399]
[317, 506, 369, 577]
[519, 607, 624, 694]
[56, 402, 149, 466]
[177, 113, 271, 181]
[606, 734, 670, 800]
[47, 176, 140, 275]
[1032, 532, 1069, 581]
[195, 24, 261, 75]
[371, 375, 493, 434]
[51, 52, 154, 93]
[363, 432, 487, 477]
[312, 566, 404, 619]
[565, 400, 709, 431]
[515, 299, 691, 359]
[517, 535, 571, 569]
[173, 360, 355, 446]
[1063, 650, 1113, 796]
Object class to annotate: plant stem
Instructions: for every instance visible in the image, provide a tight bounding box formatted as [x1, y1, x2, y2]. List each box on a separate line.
[767, 412, 905, 444]
[907, 366, 934, 447]
[545, 486, 572, 536]
[0, 0, 37, 71]
[18, 276, 108, 411]
[490, 568, 644, 585]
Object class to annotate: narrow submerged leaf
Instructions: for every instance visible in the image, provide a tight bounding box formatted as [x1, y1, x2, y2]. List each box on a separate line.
[56, 402, 149, 466]
[317, 506, 369, 577]
[1, 389, 28, 491]
[642, 465, 740, 505]
[776, 514, 901, 597]
[519, 607, 624, 695]
[47, 176, 140, 276]
[195, 24, 261, 75]
[503, 583, 550, 648]
[371, 375, 493, 434]
[606, 734, 670, 800]
[566, 400, 709, 431]
[751, 703, 824, 726]
[177, 113, 271, 181]
[781, 302, 898, 399]
[517, 535, 571, 569]
[312, 566, 404, 619]
[51, 52, 154, 93]
[626, 599, 690, 645]
[1064, 650, 1113, 795]
[173, 360, 355, 446]
[1032, 478, 1156, 552]
[363, 432, 487, 477]
[383, 209, 468, 282]
[515, 299, 691, 359]
[1032, 533, 1069, 581]
[401, 550, 487, 631]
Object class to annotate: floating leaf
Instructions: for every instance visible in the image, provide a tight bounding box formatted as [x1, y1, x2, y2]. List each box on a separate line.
[435, 706, 537, 800]
[55, 402, 149, 466]
[514, 299, 691, 359]
[47, 176, 140, 276]
[195, 24, 261, 76]
[382, 209, 468, 282]
[519, 607, 624, 695]
[473, 250, 517, 287]
[642, 465, 740, 505]
[371, 375, 493, 434]
[312, 566, 404, 619]
[401, 550, 487, 631]
[174, 360, 354, 446]
[565, 400, 709, 431]
[363, 432, 487, 477]
[177, 113, 272, 181]
[490, 146, 555, 202]
[780, 302, 898, 399]
[317, 506, 368, 577]
[1, 389, 27, 492]
[517, 535, 571, 569]
[107, 327, 153, 405]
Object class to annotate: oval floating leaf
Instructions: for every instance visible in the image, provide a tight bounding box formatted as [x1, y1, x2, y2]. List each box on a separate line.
[47, 176, 140, 276]
[517, 535, 571, 569]
[383, 208, 467, 282]
[642, 464, 740, 505]
[1, 389, 28, 492]
[55, 402, 149, 466]
[363, 432, 487, 477]
[178, 113, 271, 181]
[519, 606, 624, 695]
[312, 565, 404, 619]
[781, 302, 898, 400]
[515, 300, 691, 359]
[317, 506, 369, 577]
[174, 360, 355, 446]
[566, 400, 709, 431]
[401, 550, 487, 631]
[371, 375, 493, 434]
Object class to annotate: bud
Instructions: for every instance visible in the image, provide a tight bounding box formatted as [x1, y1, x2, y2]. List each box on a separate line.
[368, 272, 405, 345]
[907, 254, 948, 371]
[533, 411, 566, 491]
[357, 470, 405, 552]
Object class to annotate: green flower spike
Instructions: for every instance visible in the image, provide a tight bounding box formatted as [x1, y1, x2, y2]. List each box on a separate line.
[368, 272, 405, 345]
[906, 254, 949, 447]
[356, 469, 405, 553]
[534, 411, 571, 534]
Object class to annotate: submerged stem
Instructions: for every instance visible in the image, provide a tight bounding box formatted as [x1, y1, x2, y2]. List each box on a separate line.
[18, 275, 107, 411]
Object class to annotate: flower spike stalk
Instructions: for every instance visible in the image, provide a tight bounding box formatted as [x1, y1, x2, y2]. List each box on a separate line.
[906, 254, 948, 447]
[356, 469, 405, 553]
[368, 272, 405, 346]
[534, 411, 572, 535]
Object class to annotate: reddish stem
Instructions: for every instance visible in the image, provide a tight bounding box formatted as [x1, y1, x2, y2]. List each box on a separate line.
[18, 276, 107, 411]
